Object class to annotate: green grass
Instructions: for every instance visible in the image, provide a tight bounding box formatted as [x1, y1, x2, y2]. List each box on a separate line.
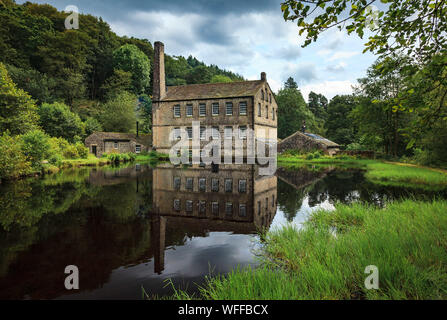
[61, 154, 110, 168]
[180, 200, 447, 300]
[278, 155, 447, 190]
[365, 162, 447, 190]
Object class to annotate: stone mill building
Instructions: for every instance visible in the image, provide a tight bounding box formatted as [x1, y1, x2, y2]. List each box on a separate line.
[151, 41, 278, 157]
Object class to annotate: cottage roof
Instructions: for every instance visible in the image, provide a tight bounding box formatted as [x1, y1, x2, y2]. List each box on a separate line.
[85, 132, 152, 146]
[161, 80, 265, 101]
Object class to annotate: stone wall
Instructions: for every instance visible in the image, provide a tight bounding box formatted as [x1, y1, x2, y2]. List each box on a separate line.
[277, 131, 339, 155]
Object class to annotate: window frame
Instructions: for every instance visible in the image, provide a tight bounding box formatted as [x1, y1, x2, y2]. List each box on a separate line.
[173, 104, 181, 118]
[212, 102, 219, 116]
[239, 101, 247, 116]
[226, 102, 233, 116]
[199, 103, 206, 117]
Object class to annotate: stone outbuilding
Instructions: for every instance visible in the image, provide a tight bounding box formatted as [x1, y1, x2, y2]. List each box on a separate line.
[277, 131, 340, 156]
[85, 132, 152, 157]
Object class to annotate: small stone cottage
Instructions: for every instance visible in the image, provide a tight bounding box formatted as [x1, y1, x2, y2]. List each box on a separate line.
[85, 132, 152, 157]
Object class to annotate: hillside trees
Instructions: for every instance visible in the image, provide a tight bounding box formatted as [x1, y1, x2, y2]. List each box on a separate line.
[0, 63, 39, 135]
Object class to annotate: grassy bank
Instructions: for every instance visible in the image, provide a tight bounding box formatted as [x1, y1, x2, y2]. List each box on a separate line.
[278, 154, 447, 190]
[179, 200, 447, 300]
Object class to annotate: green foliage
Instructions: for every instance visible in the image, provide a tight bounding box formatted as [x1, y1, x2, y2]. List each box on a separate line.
[284, 77, 298, 89]
[190, 200, 447, 299]
[325, 95, 357, 146]
[99, 69, 133, 100]
[281, 0, 447, 62]
[0, 62, 39, 135]
[100, 91, 137, 133]
[0, 132, 32, 180]
[106, 152, 136, 164]
[84, 117, 103, 136]
[37, 102, 84, 142]
[277, 80, 318, 139]
[210, 75, 233, 83]
[113, 44, 151, 94]
[20, 130, 51, 170]
[75, 142, 89, 159]
[136, 94, 152, 134]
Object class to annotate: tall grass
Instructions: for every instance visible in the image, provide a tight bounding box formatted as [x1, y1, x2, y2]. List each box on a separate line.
[365, 162, 447, 190]
[187, 200, 447, 300]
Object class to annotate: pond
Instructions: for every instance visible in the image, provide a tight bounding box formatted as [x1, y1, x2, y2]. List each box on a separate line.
[0, 163, 445, 300]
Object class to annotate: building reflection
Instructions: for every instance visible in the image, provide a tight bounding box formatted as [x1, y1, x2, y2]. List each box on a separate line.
[150, 163, 277, 274]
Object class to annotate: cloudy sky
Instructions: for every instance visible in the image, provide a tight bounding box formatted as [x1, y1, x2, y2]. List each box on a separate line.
[19, 0, 378, 100]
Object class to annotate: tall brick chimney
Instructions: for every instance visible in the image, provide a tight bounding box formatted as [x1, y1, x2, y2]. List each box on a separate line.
[261, 72, 267, 81]
[153, 41, 166, 101]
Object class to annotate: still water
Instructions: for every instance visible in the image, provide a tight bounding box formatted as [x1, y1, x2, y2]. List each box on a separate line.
[0, 163, 444, 299]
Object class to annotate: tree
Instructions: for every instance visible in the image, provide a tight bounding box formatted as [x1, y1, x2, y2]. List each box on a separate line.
[100, 91, 137, 133]
[100, 69, 133, 100]
[0, 63, 39, 135]
[137, 94, 152, 134]
[277, 80, 318, 139]
[284, 77, 298, 89]
[113, 44, 151, 94]
[20, 130, 51, 170]
[84, 117, 103, 136]
[308, 91, 328, 125]
[325, 95, 357, 146]
[186, 65, 213, 84]
[37, 102, 84, 142]
[281, 0, 447, 62]
[210, 75, 233, 83]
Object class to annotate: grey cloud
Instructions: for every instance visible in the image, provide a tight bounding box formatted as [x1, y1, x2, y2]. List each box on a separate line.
[326, 64, 345, 73]
[287, 64, 318, 84]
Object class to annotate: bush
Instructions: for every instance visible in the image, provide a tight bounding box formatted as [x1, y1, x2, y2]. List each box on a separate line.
[20, 130, 51, 170]
[48, 153, 63, 167]
[75, 142, 89, 159]
[62, 144, 79, 159]
[306, 153, 315, 160]
[0, 132, 32, 179]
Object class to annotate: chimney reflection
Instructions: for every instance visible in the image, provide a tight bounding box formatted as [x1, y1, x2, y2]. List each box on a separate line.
[150, 164, 277, 274]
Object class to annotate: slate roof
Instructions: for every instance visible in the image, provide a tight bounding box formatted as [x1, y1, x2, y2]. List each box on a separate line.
[161, 80, 265, 101]
[85, 132, 152, 146]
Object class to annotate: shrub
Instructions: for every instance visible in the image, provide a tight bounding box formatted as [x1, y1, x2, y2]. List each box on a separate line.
[48, 153, 63, 166]
[0, 132, 32, 179]
[75, 142, 89, 159]
[20, 130, 51, 170]
[62, 144, 79, 159]
[306, 153, 315, 160]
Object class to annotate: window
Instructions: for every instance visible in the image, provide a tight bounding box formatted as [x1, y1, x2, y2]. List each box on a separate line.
[224, 126, 233, 139]
[173, 177, 181, 190]
[174, 105, 181, 117]
[200, 127, 206, 140]
[265, 197, 269, 210]
[186, 200, 193, 213]
[261, 90, 264, 100]
[212, 179, 219, 192]
[225, 179, 233, 193]
[186, 104, 193, 117]
[212, 202, 219, 215]
[272, 108, 275, 120]
[199, 178, 206, 192]
[212, 126, 220, 139]
[272, 195, 275, 207]
[225, 203, 233, 216]
[186, 178, 193, 191]
[199, 201, 206, 215]
[226, 102, 233, 115]
[269, 93, 272, 103]
[258, 201, 261, 215]
[135, 145, 141, 153]
[114, 142, 118, 149]
[199, 103, 206, 116]
[239, 204, 247, 217]
[266, 106, 269, 119]
[187, 127, 192, 140]
[258, 103, 262, 117]
[239, 102, 247, 116]
[239, 126, 247, 140]
[265, 88, 268, 101]
[173, 127, 181, 140]
[173, 199, 181, 211]
[212, 103, 219, 116]
[239, 180, 247, 193]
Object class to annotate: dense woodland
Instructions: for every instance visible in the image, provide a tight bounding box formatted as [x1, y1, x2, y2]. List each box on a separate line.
[1, 0, 447, 180]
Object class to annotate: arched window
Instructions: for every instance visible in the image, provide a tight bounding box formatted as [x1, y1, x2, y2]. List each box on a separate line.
[261, 90, 264, 100]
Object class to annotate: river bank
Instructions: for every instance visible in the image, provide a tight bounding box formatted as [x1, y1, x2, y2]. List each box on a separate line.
[172, 199, 447, 300]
